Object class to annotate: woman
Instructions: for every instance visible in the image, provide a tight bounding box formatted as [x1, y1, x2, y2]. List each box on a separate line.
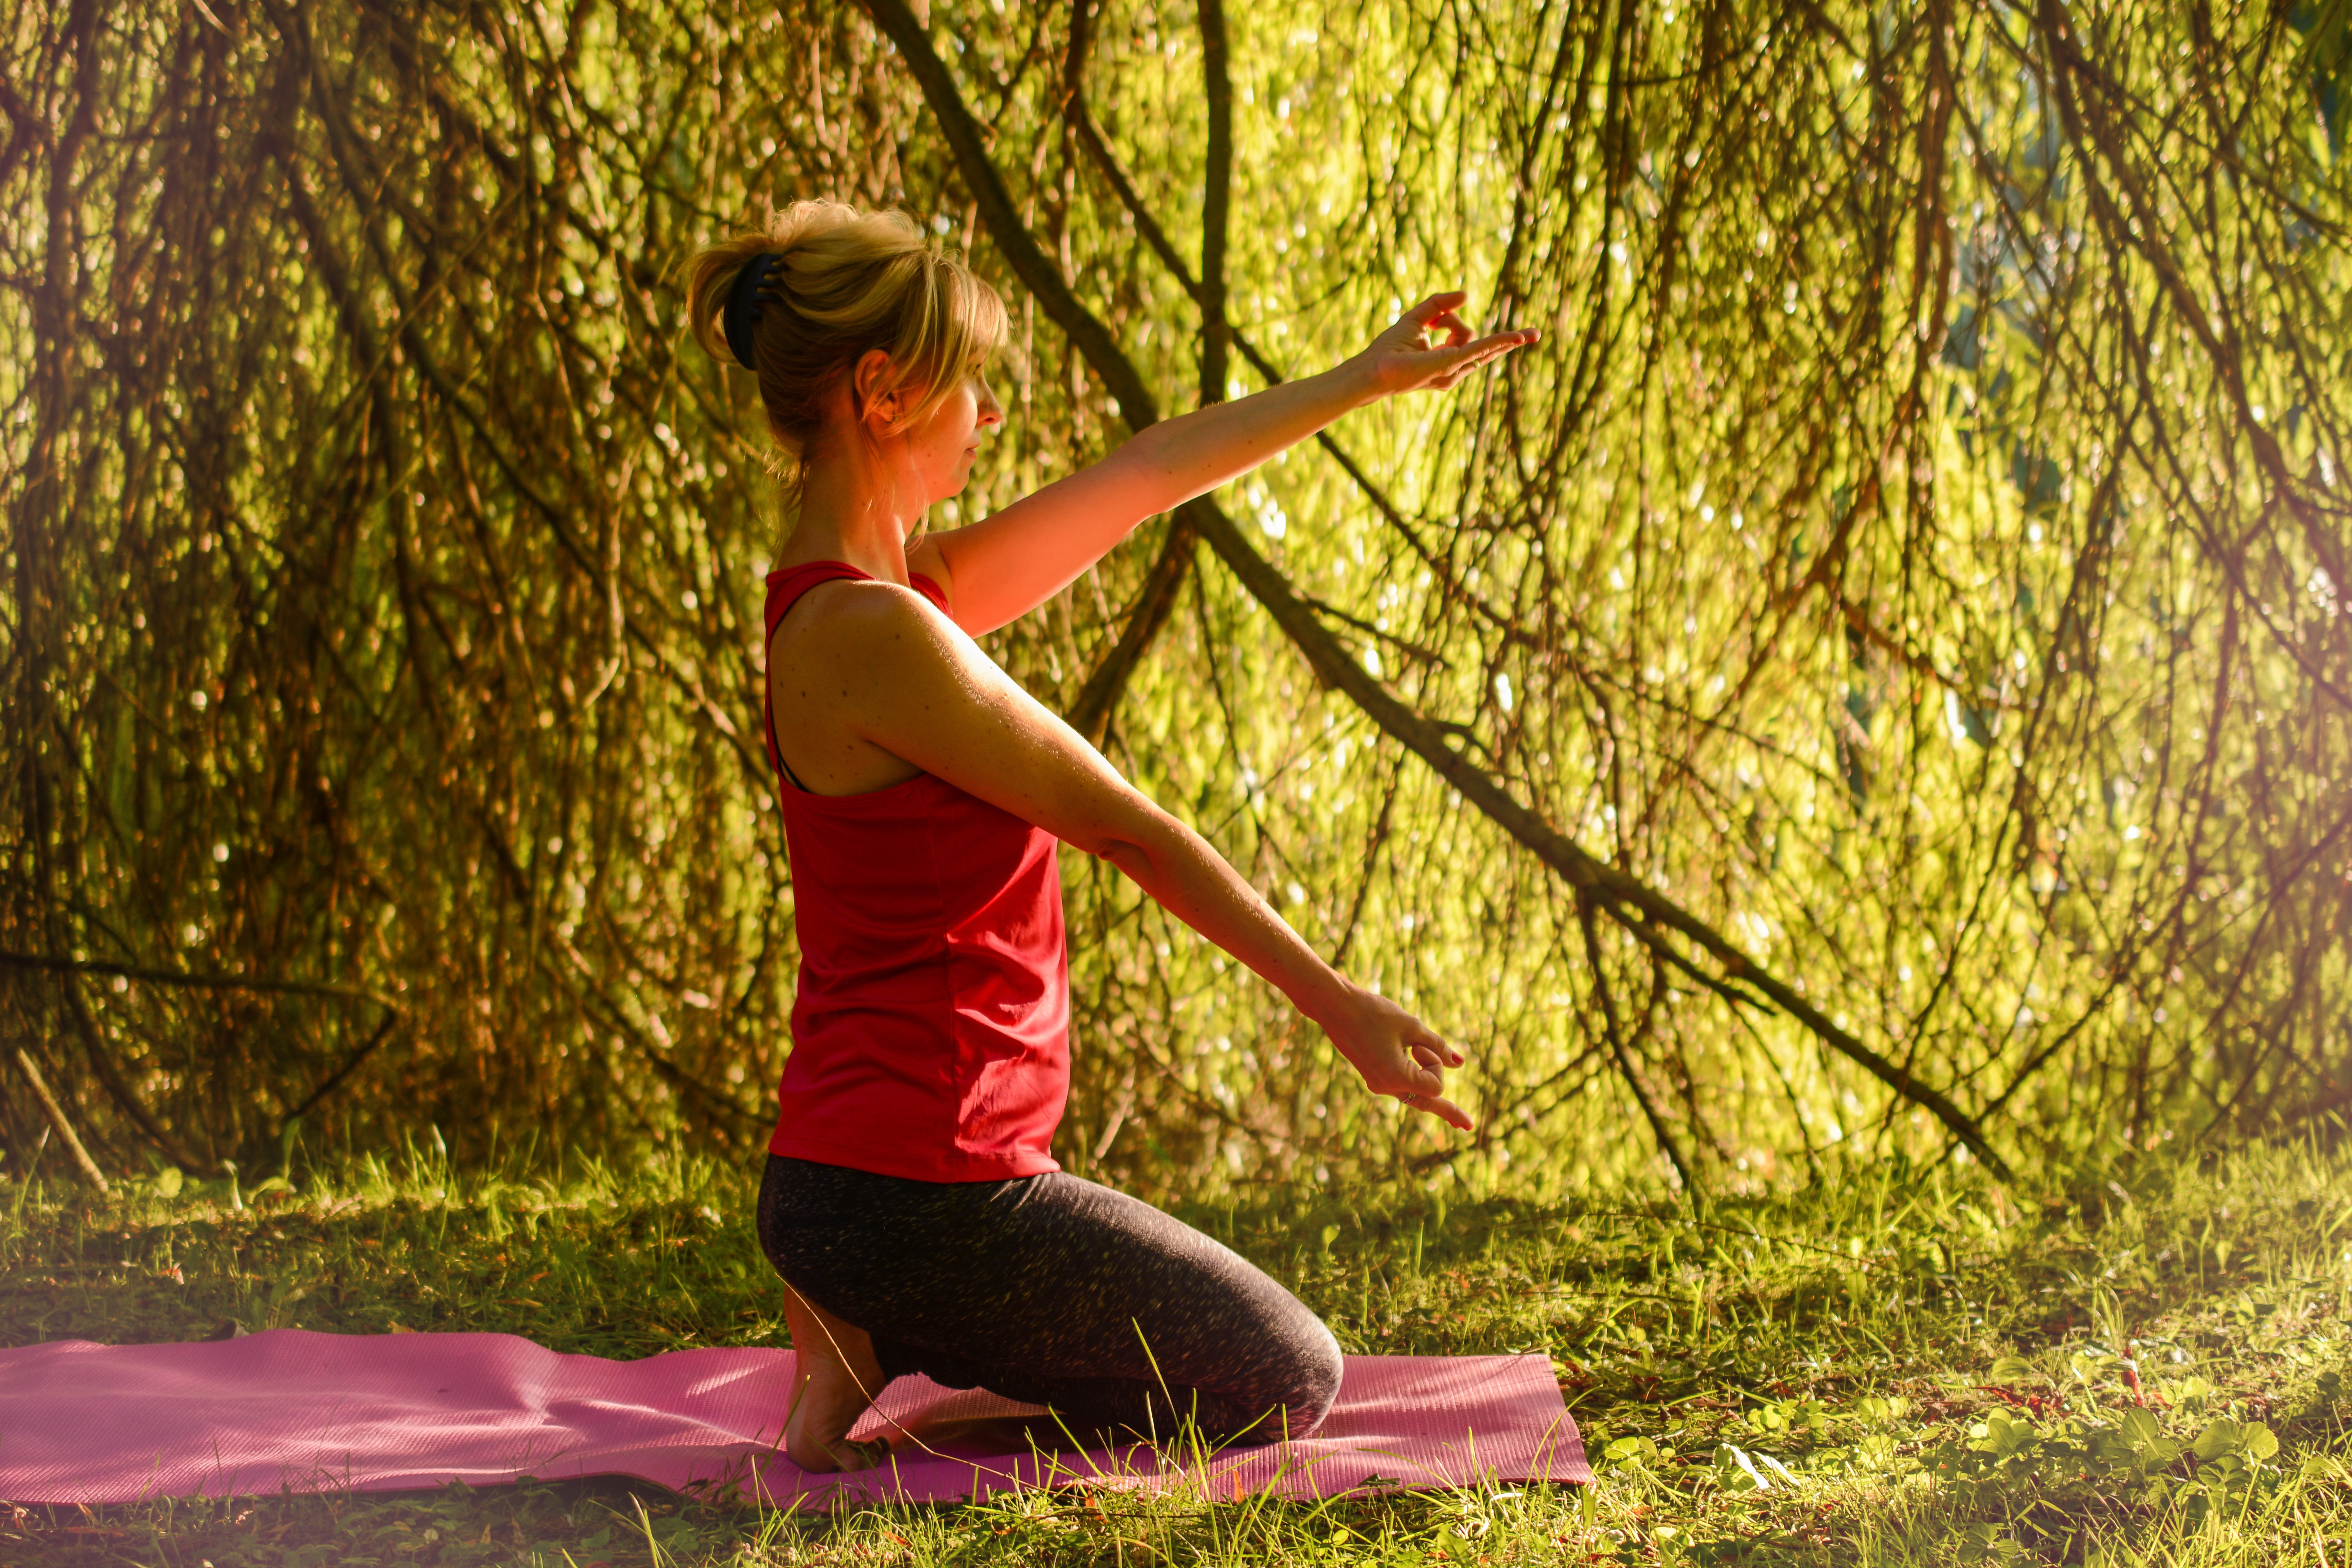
[686, 201, 1533, 1473]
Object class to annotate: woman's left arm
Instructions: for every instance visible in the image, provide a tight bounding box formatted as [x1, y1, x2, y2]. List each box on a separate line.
[923, 293, 1534, 636]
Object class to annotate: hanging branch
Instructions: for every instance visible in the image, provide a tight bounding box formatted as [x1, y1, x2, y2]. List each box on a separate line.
[0, 949, 400, 1006]
[1057, 0, 1195, 743]
[11, 1047, 108, 1192]
[1055, 33, 1530, 667]
[56, 978, 220, 1176]
[1065, 513, 1197, 745]
[277, 1011, 401, 1125]
[1059, 0, 1228, 743]
[1577, 892, 1694, 1191]
[1193, 0, 1234, 409]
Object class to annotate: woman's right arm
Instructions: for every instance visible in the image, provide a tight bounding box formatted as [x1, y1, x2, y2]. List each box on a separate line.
[927, 295, 1535, 637]
[802, 580, 1473, 1130]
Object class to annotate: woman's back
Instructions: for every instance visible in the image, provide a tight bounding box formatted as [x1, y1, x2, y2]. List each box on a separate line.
[763, 561, 1068, 1183]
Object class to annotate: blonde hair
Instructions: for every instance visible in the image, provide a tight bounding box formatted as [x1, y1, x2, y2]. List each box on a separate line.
[686, 201, 1007, 505]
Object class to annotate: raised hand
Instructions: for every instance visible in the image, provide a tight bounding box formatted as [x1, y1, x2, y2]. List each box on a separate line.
[1319, 981, 1476, 1131]
[1349, 292, 1538, 398]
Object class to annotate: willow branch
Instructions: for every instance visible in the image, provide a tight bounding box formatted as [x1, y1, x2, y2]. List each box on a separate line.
[11, 1047, 108, 1191]
[1065, 510, 1196, 744]
[56, 977, 219, 1176]
[1578, 893, 1694, 1191]
[1055, 0, 1199, 744]
[0, 949, 401, 1006]
[1194, 0, 1233, 408]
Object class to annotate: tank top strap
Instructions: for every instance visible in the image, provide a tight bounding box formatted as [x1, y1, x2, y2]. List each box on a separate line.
[760, 560, 949, 792]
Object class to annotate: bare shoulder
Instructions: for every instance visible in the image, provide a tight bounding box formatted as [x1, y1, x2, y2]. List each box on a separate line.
[775, 576, 968, 686]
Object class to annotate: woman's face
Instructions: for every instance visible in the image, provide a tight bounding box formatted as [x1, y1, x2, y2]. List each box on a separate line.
[888, 368, 1003, 509]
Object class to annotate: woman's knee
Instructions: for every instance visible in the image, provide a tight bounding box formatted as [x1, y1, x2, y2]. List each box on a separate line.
[1279, 1318, 1345, 1434]
[1187, 1245, 1344, 1437]
[1211, 1313, 1341, 1442]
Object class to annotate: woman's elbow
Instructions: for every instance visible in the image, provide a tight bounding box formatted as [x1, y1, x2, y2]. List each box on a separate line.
[1066, 811, 1174, 881]
[1078, 832, 1157, 883]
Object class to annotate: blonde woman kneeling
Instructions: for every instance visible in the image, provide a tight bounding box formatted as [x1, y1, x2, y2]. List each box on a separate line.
[686, 201, 1533, 1472]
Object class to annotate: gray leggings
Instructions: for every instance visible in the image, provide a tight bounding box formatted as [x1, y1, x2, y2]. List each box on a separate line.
[756, 1155, 1343, 1446]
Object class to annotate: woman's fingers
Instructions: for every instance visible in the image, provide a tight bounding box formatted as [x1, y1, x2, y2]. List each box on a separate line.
[1361, 296, 1536, 395]
[1411, 329, 1537, 389]
[1400, 1090, 1475, 1132]
[1410, 1025, 1466, 1070]
[1402, 1030, 1465, 1105]
[1403, 290, 1471, 325]
[1394, 1044, 1442, 1092]
[1329, 983, 1471, 1128]
[1451, 329, 1537, 363]
[1410, 317, 1506, 359]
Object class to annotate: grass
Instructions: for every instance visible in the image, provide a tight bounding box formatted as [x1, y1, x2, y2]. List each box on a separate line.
[4, 1136, 2351, 1565]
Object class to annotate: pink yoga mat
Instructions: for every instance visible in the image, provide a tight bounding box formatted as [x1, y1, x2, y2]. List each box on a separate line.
[0, 1330, 1585, 1508]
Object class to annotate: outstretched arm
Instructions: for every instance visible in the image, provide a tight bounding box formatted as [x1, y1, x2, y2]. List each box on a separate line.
[920, 293, 1535, 636]
[806, 579, 1475, 1129]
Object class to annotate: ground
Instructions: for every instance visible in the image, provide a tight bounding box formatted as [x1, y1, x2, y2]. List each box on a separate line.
[3, 1138, 2349, 1565]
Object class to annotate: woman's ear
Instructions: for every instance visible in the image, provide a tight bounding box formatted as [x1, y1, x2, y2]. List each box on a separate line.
[852, 348, 899, 426]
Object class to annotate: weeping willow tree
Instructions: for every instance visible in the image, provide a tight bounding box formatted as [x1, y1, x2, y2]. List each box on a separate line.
[2, 0, 2345, 1195]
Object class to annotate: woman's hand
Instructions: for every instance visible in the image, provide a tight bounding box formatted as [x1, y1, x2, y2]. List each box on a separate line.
[1348, 292, 1538, 399]
[1316, 981, 1475, 1131]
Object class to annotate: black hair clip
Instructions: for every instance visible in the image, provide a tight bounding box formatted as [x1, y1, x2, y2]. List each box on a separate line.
[722, 252, 782, 370]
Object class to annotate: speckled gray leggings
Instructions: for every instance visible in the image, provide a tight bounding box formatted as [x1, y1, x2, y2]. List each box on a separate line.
[756, 1155, 1343, 1446]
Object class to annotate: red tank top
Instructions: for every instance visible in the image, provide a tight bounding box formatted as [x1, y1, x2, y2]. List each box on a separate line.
[760, 560, 1070, 1182]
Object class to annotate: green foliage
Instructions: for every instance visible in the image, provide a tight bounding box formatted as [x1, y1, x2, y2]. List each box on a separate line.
[1922, 1403, 2279, 1523]
[1, 0, 2348, 1194]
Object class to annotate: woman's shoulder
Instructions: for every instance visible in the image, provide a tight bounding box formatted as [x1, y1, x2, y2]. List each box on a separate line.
[773, 571, 956, 672]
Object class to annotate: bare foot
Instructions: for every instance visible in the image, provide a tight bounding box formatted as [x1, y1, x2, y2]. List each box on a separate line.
[779, 1282, 891, 1473]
